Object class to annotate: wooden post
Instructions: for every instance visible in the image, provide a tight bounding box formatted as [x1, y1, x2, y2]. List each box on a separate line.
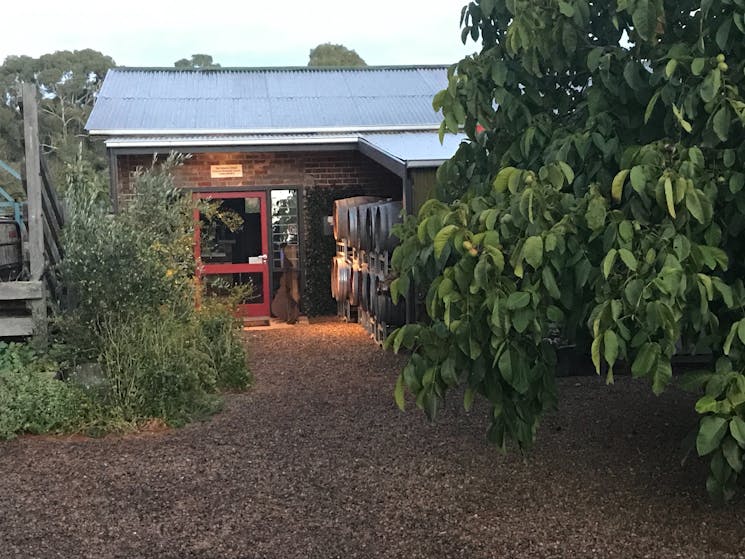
[402, 172, 416, 325]
[108, 148, 119, 213]
[22, 83, 47, 345]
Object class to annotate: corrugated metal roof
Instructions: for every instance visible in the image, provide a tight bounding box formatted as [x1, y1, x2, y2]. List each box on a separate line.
[87, 66, 449, 134]
[104, 133, 359, 148]
[361, 132, 466, 165]
[103, 131, 466, 174]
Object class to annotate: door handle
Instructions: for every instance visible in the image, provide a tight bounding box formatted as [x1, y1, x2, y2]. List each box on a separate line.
[260, 254, 268, 263]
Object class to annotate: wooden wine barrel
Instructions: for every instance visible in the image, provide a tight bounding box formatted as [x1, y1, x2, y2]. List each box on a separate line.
[376, 290, 407, 326]
[336, 259, 352, 302]
[368, 271, 379, 317]
[360, 268, 371, 312]
[0, 218, 22, 281]
[349, 263, 366, 306]
[348, 198, 382, 248]
[362, 202, 380, 252]
[333, 196, 381, 241]
[373, 201, 403, 254]
[330, 256, 341, 299]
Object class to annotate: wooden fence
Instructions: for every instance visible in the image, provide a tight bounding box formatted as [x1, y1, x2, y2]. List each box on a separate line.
[0, 83, 65, 342]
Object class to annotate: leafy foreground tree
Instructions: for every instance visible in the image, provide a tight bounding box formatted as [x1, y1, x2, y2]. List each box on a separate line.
[308, 43, 367, 67]
[387, 0, 745, 501]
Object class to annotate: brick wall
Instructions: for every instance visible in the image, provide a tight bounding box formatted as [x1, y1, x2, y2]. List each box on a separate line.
[115, 149, 402, 203]
[115, 148, 403, 316]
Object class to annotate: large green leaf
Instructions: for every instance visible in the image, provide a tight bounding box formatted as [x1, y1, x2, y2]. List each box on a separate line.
[688, 146, 705, 168]
[686, 188, 705, 224]
[492, 60, 508, 86]
[493, 166, 517, 193]
[434, 225, 458, 258]
[697, 416, 729, 456]
[712, 105, 731, 142]
[602, 248, 618, 279]
[618, 248, 638, 271]
[498, 348, 529, 393]
[631, 342, 660, 377]
[524, 235, 543, 268]
[730, 417, 745, 447]
[440, 357, 459, 387]
[586, 197, 607, 231]
[506, 291, 531, 310]
[558, 161, 575, 184]
[558, 0, 574, 17]
[724, 321, 739, 355]
[652, 360, 672, 394]
[591, 335, 601, 374]
[696, 395, 719, 414]
[619, 221, 634, 243]
[664, 177, 676, 218]
[716, 18, 732, 50]
[603, 329, 619, 369]
[394, 374, 406, 411]
[731, 173, 745, 194]
[587, 48, 603, 71]
[665, 59, 677, 78]
[699, 69, 721, 103]
[611, 169, 629, 203]
[463, 388, 475, 411]
[473, 258, 489, 291]
[632, 0, 659, 41]
[722, 437, 743, 473]
[542, 266, 561, 299]
[512, 308, 532, 333]
[630, 166, 647, 192]
[644, 90, 660, 123]
[691, 57, 706, 76]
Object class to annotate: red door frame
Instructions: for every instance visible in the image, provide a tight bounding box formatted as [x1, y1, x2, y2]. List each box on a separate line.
[193, 190, 271, 318]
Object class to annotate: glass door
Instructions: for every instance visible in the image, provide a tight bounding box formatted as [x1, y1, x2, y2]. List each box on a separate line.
[194, 191, 270, 318]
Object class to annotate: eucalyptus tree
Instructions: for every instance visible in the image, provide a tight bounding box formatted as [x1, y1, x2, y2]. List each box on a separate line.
[308, 43, 367, 67]
[0, 49, 114, 192]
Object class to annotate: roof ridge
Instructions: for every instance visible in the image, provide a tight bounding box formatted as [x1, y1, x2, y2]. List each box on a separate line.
[110, 64, 450, 72]
[107, 93, 441, 100]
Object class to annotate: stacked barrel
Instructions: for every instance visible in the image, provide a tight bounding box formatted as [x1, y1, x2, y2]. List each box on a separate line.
[331, 196, 406, 341]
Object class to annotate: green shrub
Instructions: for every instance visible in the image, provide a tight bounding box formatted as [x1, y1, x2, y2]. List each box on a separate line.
[198, 299, 251, 390]
[97, 310, 220, 425]
[0, 342, 93, 440]
[59, 154, 196, 358]
[26, 153, 253, 436]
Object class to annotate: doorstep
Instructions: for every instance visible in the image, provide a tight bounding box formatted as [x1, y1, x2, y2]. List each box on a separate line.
[243, 316, 309, 330]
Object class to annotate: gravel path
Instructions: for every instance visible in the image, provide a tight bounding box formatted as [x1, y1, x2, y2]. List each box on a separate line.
[1, 321, 744, 558]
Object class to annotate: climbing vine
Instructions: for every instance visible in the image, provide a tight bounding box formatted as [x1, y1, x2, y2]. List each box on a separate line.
[303, 188, 338, 316]
[387, 0, 745, 500]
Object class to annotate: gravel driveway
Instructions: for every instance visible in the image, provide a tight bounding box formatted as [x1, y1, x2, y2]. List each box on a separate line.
[1, 321, 743, 558]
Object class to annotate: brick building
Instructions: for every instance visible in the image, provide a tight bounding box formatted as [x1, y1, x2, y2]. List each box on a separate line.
[86, 66, 463, 321]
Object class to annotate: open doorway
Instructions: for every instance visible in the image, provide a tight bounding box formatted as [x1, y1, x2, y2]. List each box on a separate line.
[270, 189, 301, 322]
[194, 191, 270, 319]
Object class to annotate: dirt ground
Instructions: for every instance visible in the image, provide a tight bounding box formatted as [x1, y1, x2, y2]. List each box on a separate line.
[1, 321, 744, 559]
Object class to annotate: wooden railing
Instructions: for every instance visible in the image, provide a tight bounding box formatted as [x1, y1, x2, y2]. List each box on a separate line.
[0, 83, 63, 342]
[0, 281, 43, 337]
[38, 155, 64, 295]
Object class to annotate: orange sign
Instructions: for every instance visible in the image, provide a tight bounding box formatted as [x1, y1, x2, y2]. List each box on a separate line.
[210, 164, 243, 178]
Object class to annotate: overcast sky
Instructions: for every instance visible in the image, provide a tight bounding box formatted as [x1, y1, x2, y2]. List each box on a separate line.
[2, 0, 478, 67]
